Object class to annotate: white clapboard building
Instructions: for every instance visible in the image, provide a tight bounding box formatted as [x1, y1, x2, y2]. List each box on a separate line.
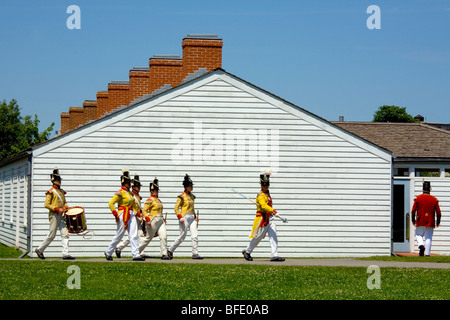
[1, 68, 405, 258]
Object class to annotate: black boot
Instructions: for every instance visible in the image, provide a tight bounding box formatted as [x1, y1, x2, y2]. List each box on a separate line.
[242, 250, 253, 261]
[419, 245, 425, 256]
[270, 256, 285, 262]
[35, 249, 45, 260]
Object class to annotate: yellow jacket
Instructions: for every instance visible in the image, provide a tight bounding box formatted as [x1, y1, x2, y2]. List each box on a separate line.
[249, 191, 275, 238]
[44, 186, 67, 218]
[143, 195, 163, 221]
[174, 191, 195, 219]
[109, 187, 140, 228]
[132, 190, 143, 217]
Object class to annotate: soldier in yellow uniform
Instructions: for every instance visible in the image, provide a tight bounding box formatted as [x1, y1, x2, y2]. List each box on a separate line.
[115, 174, 145, 258]
[35, 167, 74, 260]
[168, 174, 202, 259]
[242, 171, 284, 262]
[139, 177, 170, 260]
[105, 169, 144, 261]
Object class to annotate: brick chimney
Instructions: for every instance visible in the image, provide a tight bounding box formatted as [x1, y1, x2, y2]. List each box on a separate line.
[107, 81, 130, 111]
[149, 55, 183, 93]
[60, 112, 70, 135]
[83, 100, 97, 124]
[68, 107, 84, 131]
[182, 34, 223, 78]
[129, 67, 150, 102]
[96, 91, 109, 118]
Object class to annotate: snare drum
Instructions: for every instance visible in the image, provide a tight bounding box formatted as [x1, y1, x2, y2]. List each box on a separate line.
[65, 206, 87, 234]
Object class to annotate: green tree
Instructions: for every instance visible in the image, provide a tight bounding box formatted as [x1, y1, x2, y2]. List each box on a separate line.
[372, 105, 419, 123]
[0, 99, 54, 161]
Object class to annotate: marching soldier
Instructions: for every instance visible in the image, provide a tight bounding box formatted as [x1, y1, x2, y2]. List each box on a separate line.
[105, 169, 144, 261]
[115, 173, 145, 258]
[242, 171, 284, 262]
[139, 177, 170, 260]
[412, 181, 442, 256]
[35, 167, 74, 260]
[168, 174, 202, 259]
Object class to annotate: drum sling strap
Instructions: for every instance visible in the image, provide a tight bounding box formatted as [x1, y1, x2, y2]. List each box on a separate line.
[53, 190, 95, 239]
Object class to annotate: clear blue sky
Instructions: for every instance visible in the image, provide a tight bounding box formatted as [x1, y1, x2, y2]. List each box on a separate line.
[1, 0, 449, 135]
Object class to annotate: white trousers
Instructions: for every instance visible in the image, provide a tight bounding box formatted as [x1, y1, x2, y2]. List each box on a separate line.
[116, 216, 145, 252]
[139, 216, 168, 255]
[245, 216, 278, 257]
[169, 212, 198, 255]
[38, 213, 69, 256]
[106, 212, 140, 258]
[415, 226, 434, 256]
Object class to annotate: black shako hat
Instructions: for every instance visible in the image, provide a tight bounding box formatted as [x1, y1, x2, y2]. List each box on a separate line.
[183, 174, 193, 187]
[132, 173, 141, 187]
[50, 167, 61, 182]
[150, 177, 159, 191]
[121, 169, 131, 185]
[260, 169, 271, 186]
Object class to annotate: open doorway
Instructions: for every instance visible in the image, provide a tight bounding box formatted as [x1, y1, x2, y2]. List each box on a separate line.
[393, 180, 411, 252]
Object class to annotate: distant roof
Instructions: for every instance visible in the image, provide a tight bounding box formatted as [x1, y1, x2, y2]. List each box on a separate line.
[333, 122, 450, 161]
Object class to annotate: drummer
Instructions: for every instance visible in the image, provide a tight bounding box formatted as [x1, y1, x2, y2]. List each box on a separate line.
[114, 173, 145, 258]
[35, 167, 75, 260]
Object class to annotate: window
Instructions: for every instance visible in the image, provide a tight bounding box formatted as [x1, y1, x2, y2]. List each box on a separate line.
[394, 168, 409, 177]
[446, 169, 450, 178]
[415, 168, 440, 177]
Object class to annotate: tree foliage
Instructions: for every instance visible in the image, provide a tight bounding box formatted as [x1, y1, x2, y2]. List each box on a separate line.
[0, 99, 54, 161]
[372, 105, 419, 123]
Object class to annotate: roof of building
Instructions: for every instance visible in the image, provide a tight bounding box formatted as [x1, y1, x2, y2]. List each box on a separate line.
[333, 122, 450, 161]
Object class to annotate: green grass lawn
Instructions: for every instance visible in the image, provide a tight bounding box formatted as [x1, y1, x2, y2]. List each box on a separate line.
[1, 244, 448, 300]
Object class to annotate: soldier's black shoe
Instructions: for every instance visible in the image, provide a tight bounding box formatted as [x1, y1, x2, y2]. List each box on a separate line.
[192, 254, 203, 259]
[242, 250, 253, 261]
[62, 255, 75, 260]
[115, 248, 122, 258]
[35, 249, 45, 260]
[104, 252, 113, 261]
[133, 256, 145, 261]
[270, 256, 285, 262]
[161, 255, 170, 260]
[419, 245, 425, 256]
[167, 250, 173, 260]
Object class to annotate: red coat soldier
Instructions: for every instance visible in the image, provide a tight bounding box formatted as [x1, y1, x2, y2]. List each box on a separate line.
[411, 181, 441, 256]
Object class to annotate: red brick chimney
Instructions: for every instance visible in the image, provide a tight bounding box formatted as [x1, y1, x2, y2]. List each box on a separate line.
[149, 55, 183, 93]
[60, 112, 70, 135]
[68, 107, 84, 131]
[96, 91, 109, 118]
[129, 67, 150, 102]
[82, 100, 97, 124]
[107, 81, 130, 111]
[182, 34, 223, 78]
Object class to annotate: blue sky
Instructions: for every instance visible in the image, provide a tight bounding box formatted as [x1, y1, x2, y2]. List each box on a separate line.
[1, 0, 449, 135]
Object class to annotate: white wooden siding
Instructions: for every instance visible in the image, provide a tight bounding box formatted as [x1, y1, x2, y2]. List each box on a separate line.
[0, 157, 29, 251]
[30, 71, 393, 258]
